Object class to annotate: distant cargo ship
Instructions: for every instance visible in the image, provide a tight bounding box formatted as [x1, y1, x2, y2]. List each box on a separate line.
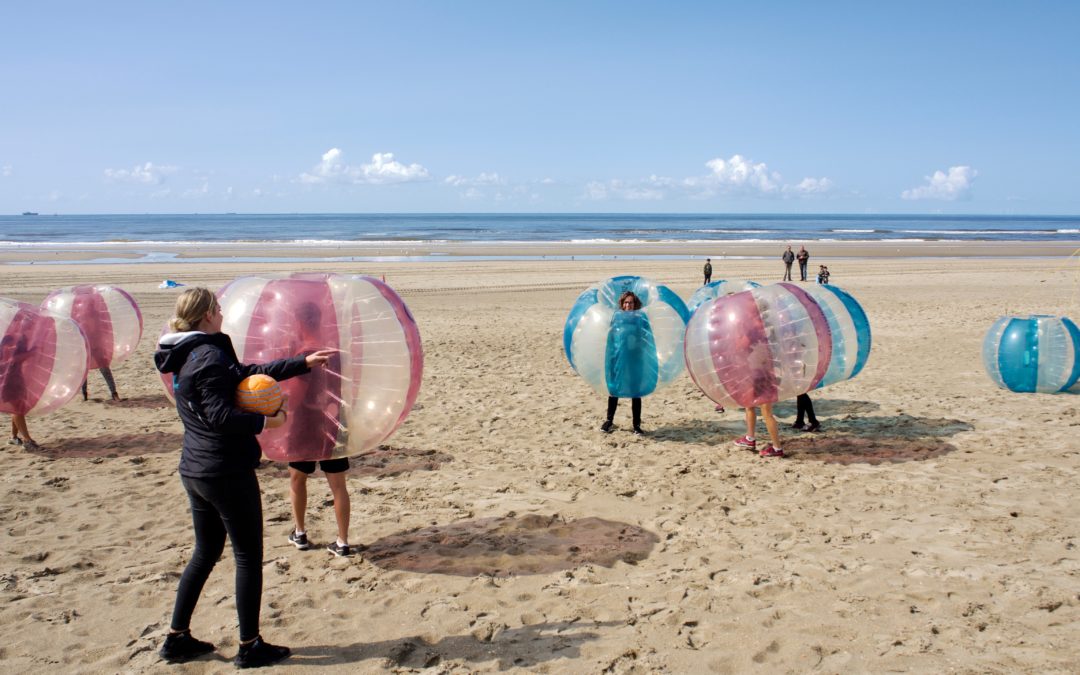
[21, 211, 38, 216]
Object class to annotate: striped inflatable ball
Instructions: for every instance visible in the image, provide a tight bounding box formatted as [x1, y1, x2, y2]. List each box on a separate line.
[219, 272, 423, 462]
[0, 298, 89, 416]
[41, 284, 143, 369]
[686, 279, 761, 315]
[684, 283, 871, 409]
[235, 374, 283, 415]
[794, 284, 872, 390]
[983, 315, 1080, 393]
[563, 275, 690, 398]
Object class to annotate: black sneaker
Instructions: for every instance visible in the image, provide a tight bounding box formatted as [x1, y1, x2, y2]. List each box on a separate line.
[327, 541, 353, 557]
[632, 427, 646, 436]
[159, 631, 214, 663]
[287, 530, 309, 550]
[600, 420, 614, 433]
[235, 636, 290, 669]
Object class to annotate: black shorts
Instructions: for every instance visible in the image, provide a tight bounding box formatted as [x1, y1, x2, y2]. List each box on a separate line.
[288, 458, 350, 474]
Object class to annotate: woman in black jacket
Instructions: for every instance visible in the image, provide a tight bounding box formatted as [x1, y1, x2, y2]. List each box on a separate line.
[154, 288, 332, 668]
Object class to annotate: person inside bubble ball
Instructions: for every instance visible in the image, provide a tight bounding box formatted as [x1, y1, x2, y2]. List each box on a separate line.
[730, 322, 784, 458]
[600, 290, 646, 435]
[2, 330, 39, 451]
[154, 287, 333, 668]
[284, 301, 354, 558]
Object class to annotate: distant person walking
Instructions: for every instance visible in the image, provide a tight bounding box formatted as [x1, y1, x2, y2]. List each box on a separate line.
[782, 246, 795, 281]
[797, 246, 810, 282]
[703, 258, 713, 285]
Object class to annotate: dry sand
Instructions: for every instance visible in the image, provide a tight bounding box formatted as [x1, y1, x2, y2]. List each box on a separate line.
[1, 250, 1079, 673]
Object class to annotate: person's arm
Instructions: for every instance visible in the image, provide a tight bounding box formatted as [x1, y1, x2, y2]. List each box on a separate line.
[242, 349, 335, 382]
[195, 358, 267, 435]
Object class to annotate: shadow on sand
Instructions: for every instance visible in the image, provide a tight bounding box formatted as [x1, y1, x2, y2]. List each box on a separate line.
[365, 514, 659, 577]
[785, 414, 974, 464]
[290, 620, 620, 670]
[25, 431, 183, 459]
[77, 394, 173, 410]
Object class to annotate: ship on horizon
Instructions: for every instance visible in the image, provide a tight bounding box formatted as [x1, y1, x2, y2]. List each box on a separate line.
[21, 211, 38, 216]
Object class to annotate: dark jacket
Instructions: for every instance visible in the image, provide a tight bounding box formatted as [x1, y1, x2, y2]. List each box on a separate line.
[782, 250, 795, 263]
[154, 331, 309, 478]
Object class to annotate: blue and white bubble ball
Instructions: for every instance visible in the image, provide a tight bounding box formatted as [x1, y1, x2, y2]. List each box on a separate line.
[982, 315, 1080, 393]
[563, 276, 690, 398]
[686, 279, 761, 315]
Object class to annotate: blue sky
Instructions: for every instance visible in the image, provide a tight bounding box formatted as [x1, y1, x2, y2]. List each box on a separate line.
[1, 1, 1078, 214]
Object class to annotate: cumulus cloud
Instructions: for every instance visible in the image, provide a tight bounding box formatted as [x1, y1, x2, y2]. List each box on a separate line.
[703, 154, 781, 193]
[300, 148, 430, 185]
[1, 165, 12, 177]
[104, 161, 178, 184]
[585, 154, 833, 202]
[901, 165, 977, 200]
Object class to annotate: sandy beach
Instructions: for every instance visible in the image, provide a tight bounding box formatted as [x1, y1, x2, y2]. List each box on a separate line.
[1, 247, 1079, 673]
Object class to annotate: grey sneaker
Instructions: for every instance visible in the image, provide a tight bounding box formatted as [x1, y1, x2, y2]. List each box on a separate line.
[327, 541, 353, 557]
[287, 530, 309, 550]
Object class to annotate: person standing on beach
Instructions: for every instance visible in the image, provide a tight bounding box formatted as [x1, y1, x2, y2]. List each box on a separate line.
[1, 330, 40, 451]
[782, 246, 795, 281]
[600, 291, 647, 435]
[797, 246, 810, 282]
[791, 393, 821, 432]
[82, 367, 120, 401]
[730, 322, 784, 457]
[154, 287, 333, 668]
[703, 258, 713, 285]
[284, 302, 354, 558]
[734, 404, 784, 457]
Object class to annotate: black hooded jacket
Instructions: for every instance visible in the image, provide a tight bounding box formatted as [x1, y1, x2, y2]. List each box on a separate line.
[154, 331, 309, 478]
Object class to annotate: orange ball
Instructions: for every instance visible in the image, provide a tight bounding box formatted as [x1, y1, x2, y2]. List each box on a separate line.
[235, 374, 283, 415]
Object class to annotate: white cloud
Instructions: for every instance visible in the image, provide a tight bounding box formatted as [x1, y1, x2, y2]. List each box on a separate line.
[702, 154, 781, 193]
[300, 148, 430, 185]
[901, 166, 977, 201]
[583, 179, 666, 201]
[444, 172, 505, 187]
[1, 165, 12, 177]
[785, 177, 834, 195]
[104, 161, 178, 184]
[585, 154, 833, 202]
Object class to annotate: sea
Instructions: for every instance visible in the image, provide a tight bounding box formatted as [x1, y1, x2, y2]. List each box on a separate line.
[2, 213, 1078, 263]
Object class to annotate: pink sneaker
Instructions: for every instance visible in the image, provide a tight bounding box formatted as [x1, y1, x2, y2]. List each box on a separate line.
[759, 445, 784, 458]
[733, 436, 756, 449]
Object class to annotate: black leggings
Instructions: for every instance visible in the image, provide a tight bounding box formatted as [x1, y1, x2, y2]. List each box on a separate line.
[172, 472, 264, 641]
[81, 367, 117, 398]
[606, 396, 642, 428]
[795, 394, 818, 426]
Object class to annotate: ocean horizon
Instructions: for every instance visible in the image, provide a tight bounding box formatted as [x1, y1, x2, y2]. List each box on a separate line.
[3, 213, 1079, 247]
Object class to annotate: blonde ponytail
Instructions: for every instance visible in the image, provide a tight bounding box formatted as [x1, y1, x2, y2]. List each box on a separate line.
[169, 288, 217, 332]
